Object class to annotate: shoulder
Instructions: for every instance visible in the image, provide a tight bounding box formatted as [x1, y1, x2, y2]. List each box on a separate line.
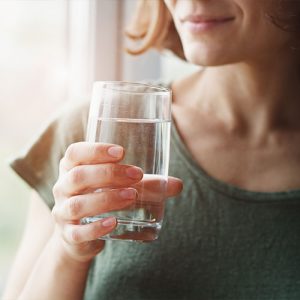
[9, 99, 91, 209]
[54, 99, 90, 142]
[32, 99, 91, 152]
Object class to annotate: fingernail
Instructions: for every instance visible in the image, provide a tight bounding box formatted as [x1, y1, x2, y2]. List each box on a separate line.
[125, 167, 143, 180]
[102, 217, 116, 227]
[107, 146, 123, 158]
[119, 188, 136, 200]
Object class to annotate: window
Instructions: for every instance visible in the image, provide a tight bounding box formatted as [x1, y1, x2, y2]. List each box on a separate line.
[0, 0, 162, 293]
[0, 0, 67, 293]
[0, 0, 194, 294]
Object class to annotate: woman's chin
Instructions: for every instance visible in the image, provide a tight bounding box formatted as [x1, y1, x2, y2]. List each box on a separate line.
[183, 46, 240, 67]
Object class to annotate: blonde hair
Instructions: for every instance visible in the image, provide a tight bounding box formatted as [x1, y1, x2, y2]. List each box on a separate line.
[125, 0, 185, 59]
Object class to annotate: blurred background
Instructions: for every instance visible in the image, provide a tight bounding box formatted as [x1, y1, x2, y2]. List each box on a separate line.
[0, 0, 197, 295]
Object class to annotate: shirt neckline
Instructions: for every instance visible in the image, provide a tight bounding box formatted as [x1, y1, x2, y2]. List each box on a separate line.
[171, 116, 300, 203]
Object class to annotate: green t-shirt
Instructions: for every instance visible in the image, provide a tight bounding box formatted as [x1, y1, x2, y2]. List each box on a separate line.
[11, 98, 300, 300]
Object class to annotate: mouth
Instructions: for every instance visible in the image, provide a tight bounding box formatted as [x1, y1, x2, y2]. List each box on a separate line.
[181, 15, 235, 33]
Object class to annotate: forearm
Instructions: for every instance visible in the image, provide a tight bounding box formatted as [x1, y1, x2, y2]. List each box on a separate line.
[19, 232, 92, 300]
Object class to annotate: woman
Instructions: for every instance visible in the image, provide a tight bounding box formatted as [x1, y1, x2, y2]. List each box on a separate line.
[4, 0, 300, 299]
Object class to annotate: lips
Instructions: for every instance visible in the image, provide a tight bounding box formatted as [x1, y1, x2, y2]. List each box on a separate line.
[181, 15, 235, 33]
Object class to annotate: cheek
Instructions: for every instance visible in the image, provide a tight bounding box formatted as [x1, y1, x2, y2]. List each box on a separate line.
[230, 0, 290, 49]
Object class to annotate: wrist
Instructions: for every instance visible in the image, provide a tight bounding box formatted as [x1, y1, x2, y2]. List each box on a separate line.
[50, 229, 93, 271]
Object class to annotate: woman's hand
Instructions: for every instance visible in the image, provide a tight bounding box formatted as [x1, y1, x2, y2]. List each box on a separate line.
[51, 142, 143, 263]
[51, 142, 183, 263]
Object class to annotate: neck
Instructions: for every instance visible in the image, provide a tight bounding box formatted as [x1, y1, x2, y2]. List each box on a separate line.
[187, 54, 300, 135]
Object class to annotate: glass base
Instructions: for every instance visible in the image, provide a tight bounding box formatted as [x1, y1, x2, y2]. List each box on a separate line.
[82, 217, 162, 243]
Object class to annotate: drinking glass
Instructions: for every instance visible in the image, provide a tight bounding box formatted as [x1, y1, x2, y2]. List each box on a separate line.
[82, 81, 171, 242]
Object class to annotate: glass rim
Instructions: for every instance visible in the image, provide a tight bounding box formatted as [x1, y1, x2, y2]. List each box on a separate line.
[93, 81, 171, 96]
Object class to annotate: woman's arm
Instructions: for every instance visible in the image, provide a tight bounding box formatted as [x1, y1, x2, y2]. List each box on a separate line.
[3, 191, 54, 299]
[3, 142, 141, 300]
[2, 191, 92, 300]
[3, 189, 113, 300]
[3, 142, 183, 300]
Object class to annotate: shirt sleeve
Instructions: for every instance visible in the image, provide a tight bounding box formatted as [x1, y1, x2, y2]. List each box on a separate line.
[9, 100, 90, 210]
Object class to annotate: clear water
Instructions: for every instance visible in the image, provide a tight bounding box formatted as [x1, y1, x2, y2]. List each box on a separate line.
[82, 118, 171, 242]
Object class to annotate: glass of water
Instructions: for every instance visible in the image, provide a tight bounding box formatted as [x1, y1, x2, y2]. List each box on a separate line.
[82, 81, 171, 242]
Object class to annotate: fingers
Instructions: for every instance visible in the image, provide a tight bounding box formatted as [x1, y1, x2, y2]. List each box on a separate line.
[133, 175, 183, 199]
[54, 164, 143, 196]
[62, 217, 117, 244]
[53, 188, 137, 222]
[52, 141, 183, 254]
[166, 176, 183, 197]
[60, 142, 125, 172]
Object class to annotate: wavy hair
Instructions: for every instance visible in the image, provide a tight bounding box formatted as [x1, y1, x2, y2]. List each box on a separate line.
[125, 0, 184, 59]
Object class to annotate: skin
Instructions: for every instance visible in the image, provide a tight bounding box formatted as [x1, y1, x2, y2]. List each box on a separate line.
[4, 0, 300, 299]
[3, 142, 182, 300]
[165, 0, 300, 191]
